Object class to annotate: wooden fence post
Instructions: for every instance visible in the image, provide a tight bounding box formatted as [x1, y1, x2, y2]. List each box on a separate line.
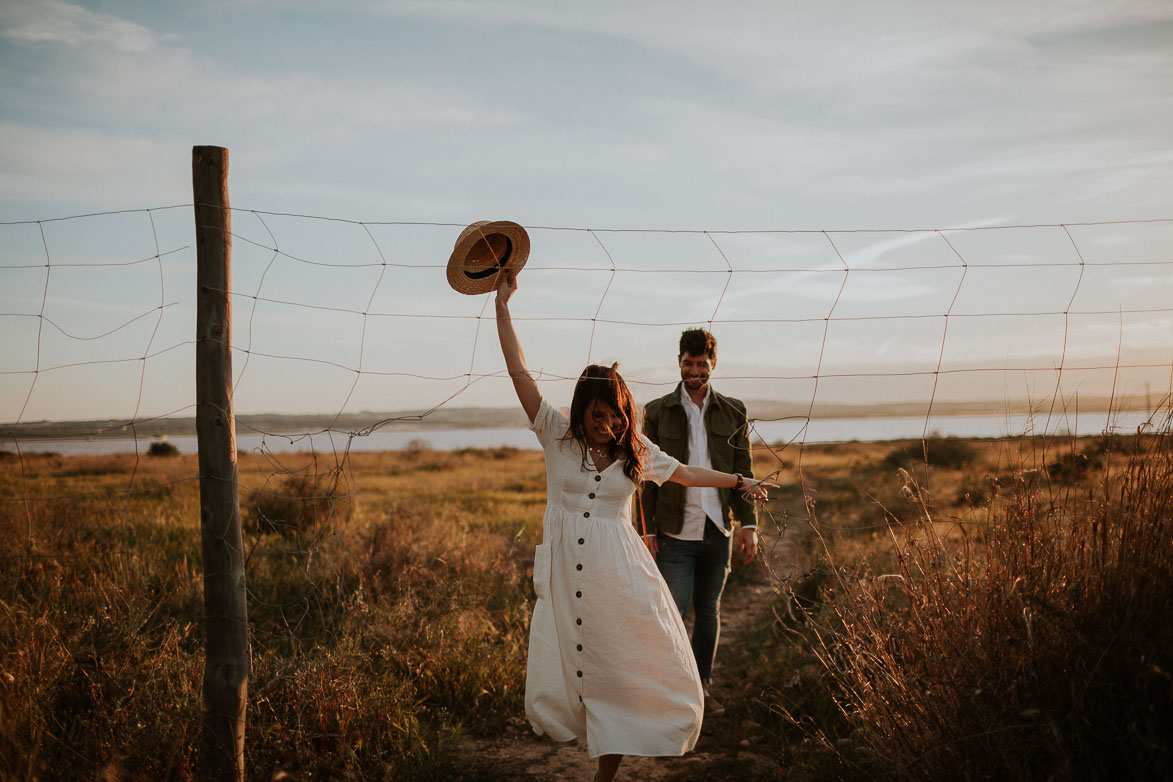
[193, 145, 248, 781]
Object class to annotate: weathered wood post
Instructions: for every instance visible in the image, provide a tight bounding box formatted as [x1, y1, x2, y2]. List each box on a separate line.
[193, 145, 248, 781]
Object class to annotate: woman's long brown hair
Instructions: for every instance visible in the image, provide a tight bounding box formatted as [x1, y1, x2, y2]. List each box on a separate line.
[562, 363, 646, 483]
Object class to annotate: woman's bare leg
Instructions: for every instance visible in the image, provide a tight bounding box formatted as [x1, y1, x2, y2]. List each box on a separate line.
[596, 753, 623, 782]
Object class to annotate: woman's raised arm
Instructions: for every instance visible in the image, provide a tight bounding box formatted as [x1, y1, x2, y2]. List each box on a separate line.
[496, 272, 542, 423]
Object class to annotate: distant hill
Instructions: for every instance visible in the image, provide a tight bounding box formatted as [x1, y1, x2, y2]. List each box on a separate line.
[2, 396, 1147, 440]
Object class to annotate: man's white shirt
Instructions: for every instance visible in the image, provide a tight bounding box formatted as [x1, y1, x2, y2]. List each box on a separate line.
[663, 384, 728, 541]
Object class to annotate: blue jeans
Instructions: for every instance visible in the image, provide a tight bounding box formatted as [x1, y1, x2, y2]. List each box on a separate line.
[656, 519, 733, 683]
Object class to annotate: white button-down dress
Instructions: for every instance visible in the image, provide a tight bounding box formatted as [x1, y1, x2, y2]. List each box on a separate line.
[525, 399, 704, 759]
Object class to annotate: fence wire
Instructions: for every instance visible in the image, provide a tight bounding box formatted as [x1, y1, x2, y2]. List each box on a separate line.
[2, 205, 1172, 655]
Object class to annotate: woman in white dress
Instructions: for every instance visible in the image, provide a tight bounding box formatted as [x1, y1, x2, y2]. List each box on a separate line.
[495, 273, 773, 781]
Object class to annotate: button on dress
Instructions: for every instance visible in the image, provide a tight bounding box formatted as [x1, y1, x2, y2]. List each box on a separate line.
[525, 399, 704, 758]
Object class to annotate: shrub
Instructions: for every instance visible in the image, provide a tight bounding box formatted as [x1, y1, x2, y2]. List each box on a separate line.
[1044, 446, 1101, 484]
[884, 436, 977, 470]
[146, 440, 179, 457]
[245, 469, 352, 537]
[458, 445, 521, 461]
[955, 473, 1000, 505]
[404, 437, 432, 453]
[398, 441, 458, 472]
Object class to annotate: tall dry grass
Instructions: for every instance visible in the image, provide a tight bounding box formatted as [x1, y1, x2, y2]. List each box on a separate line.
[0, 446, 546, 780]
[787, 417, 1173, 780]
[8, 422, 1168, 780]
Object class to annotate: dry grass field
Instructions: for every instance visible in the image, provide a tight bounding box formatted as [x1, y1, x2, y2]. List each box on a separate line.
[757, 421, 1173, 781]
[1, 417, 1170, 780]
[0, 445, 546, 780]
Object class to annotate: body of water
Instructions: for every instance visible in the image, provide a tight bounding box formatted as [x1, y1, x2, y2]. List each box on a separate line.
[3, 410, 1162, 457]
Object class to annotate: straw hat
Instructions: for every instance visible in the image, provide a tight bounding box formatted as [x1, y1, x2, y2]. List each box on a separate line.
[446, 220, 530, 295]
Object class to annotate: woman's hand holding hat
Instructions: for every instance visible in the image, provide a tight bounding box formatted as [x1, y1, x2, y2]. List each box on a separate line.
[495, 270, 518, 306]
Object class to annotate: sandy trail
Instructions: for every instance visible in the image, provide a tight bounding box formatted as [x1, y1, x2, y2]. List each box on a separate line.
[464, 502, 809, 781]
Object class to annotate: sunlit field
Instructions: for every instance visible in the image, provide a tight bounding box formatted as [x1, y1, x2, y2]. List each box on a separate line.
[0, 445, 547, 780]
[1, 419, 1170, 780]
[753, 417, 1173, 781]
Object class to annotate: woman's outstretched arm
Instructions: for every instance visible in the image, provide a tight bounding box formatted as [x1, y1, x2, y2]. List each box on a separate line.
[668, 463, 776, 502]
[496, 272, 542, 423]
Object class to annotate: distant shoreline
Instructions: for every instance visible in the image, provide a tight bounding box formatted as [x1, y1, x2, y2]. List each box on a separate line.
[1, 396, 1153, 441]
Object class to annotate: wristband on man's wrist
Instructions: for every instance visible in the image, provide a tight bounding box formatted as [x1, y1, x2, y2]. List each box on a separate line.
[733, 473, 744, 490]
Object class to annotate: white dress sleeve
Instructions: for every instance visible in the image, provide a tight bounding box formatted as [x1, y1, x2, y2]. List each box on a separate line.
[639, 433, 680, 486]
[528, 397, 569, 449]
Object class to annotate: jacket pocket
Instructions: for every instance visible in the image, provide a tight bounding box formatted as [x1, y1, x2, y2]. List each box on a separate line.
[532, 542, 551, 602]
[658, 414, 685, 442]
[709, 414, 737, 441]
[708, 415, 739, 471]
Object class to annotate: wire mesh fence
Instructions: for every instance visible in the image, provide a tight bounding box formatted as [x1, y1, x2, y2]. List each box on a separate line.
[1, 203, 1171, 776]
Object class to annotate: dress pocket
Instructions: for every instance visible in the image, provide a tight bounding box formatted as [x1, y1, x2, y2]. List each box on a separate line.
[532, 542, 551, 602]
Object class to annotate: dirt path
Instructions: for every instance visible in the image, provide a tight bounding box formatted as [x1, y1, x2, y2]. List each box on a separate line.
[463, 504, 809, 781]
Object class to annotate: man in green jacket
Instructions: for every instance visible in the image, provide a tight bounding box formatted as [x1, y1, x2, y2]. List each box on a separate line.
[641, 328, 758, 717]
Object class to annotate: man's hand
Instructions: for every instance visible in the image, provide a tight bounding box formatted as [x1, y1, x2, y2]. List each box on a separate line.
[643, 534, 659, 559]
[736, 526, 758, 565]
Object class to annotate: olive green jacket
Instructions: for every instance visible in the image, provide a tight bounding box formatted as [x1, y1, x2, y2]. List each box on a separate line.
[640, 383, 757, 535]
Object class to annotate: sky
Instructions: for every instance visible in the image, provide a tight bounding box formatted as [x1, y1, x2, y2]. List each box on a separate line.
[2, 0, 1173, 427]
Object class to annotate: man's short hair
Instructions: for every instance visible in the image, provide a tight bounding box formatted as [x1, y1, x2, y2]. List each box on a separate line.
[678, 328, 717, 362]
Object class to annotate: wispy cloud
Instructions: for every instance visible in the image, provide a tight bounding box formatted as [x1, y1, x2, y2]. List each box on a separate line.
[0, 0, 173, 52]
